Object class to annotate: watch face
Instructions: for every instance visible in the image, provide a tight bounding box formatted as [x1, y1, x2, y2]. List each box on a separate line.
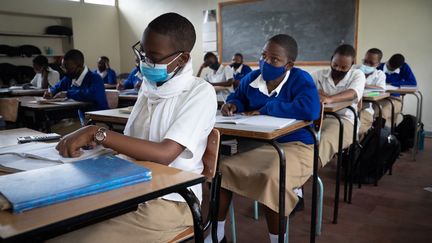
[95, 131, 105, 142]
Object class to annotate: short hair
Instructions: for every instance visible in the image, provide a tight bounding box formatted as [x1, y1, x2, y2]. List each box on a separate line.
[204, 52, 217, 61]
[267, 34, 298, 62]
[366, 48, 383, 61]
[100, 56, 110, 63]
[33, 55, 48, 66]
[333, 44, 356, 59]
[388, 53, 405, 69]
[64, 49, 84, 65]
[146, 12, 196, 52]
[234, 53, 243, 60]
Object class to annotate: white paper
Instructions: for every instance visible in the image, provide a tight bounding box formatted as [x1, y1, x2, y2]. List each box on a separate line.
[216, 115, 297, 129]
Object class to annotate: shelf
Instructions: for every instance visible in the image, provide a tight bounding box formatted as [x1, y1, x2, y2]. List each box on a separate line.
[0, 31, 71, 38]
[0, 54, 64, 58]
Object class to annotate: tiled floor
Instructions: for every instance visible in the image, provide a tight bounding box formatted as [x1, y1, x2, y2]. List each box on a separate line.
[201, 138, 432, 243]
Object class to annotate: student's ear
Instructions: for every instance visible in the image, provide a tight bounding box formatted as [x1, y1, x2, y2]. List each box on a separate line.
[177, 52, 190, 67]
[285, 61, 294, 70]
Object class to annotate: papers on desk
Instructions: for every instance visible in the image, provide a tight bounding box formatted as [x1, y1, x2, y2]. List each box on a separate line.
[34, 97, 68, 104]
[121, 89, 139, 95]
[364, 88, 385, 92]
[0, 154, 152, 213]
[399, 85, 417, 90]
[0, 142, 111, 171]
[385, 85, 400, 90]
[216, 114, 296, 129]
[119, 106, 134, 114]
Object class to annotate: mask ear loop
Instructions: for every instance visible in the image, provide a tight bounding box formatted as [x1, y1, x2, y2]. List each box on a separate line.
[166, 53, 186, 82]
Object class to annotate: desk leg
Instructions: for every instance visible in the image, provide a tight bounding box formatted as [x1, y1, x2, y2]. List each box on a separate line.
[306, 126, 318, 243]
[346, 106, 358, 204]
[269, 140, 286, 243]
[371, 101, 383, 186]
[410, 92, 421, 161]
[325, 112, 344, 224]
[384, 98, 395, 175]
[178, 189, 204, 243]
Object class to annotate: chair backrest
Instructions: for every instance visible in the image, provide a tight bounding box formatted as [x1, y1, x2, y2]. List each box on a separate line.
[0, 98, 19, 122]
[201, 129, 220, 182]
[105, 90, 119, 109]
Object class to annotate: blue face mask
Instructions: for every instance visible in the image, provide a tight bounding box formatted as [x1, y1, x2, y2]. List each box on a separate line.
[359, 64, 376, 75]
[140, 53, 182, 83]
[259, 59, 286, 82]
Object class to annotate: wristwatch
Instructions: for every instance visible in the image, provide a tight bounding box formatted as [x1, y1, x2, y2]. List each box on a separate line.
[94, 127, 107, 144]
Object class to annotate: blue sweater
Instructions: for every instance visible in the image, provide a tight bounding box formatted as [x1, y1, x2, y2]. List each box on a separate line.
[50, 71, 108, 111]
[377, 63, 417, 87]
[226, 68, 320, 144]
[123, 67, 142, 89]
[94, 68, 117, 85]
[233, 64, 253, 81]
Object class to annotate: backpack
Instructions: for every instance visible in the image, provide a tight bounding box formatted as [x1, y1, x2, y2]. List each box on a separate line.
[395, 114, 416, 152]
[351, 118, 401, 184]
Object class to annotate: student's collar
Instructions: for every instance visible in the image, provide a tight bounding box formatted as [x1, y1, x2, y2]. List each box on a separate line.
[249, 70, 290, 97]
[233, 64, 243, 74]
[72, 66, 88, 87]
[325, 68, 352, 87]
[215, 64, 224, 73]
[383, 64, 400, 74]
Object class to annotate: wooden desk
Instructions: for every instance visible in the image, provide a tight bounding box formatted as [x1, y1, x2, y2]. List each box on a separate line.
[118, 90, 138, 107]
[0, 128, 46, 148]
[323, 100, 357, 223]
[0, 161, 205, 242]
[362, 92, 390, 101]
[386, 88, 423, 160]
[85, 108, 130, 125]
[17, 97, 90, 132]
[215, 120, 318, 243]
[9, 89, 46, 97]
[104, 84, 117, 89]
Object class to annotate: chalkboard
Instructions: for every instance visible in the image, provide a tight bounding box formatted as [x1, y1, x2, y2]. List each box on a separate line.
[218, 0, 358, 65]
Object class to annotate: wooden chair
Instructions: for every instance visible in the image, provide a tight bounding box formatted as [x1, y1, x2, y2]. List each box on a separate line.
[0, 98, 20, 129]
[105, 90, 119, 109]
[168, 128, 221, 242]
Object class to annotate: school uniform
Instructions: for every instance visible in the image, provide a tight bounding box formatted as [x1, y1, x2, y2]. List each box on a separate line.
[377, 63, 416, 125]
[220, 68, 320, 215]
[30, 67, 60, 88]
[354, 65, 386, 138]
[203, 64, 234, 101]
[232, 63, 252, 81]
[311, 68, 365, 166]
[50, 66, 108, 111]
[49, 59, 217, 243]
[95, 67, 117, 85]
[122, 67, 142, 89]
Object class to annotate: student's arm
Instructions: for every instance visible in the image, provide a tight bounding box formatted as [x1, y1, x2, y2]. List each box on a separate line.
[197, 63, 208, 77]
[211, 80, 233, 87]
[259, 73, 320, 121]
[365, 71, 386, 89]
[325, 70, 365, 104]
[222, 73, 254, 114]
[107, 69, 117, 85]
[49, 77, 69, 96]
[121, 70, 136, 89]
[40, 68, 49, 89]
[401, 64, 417, 86]
[30, 74, 38, 87]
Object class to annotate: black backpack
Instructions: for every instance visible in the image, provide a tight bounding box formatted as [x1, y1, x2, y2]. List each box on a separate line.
[395, 114, 417, 152]
[352, 118, 401, 184]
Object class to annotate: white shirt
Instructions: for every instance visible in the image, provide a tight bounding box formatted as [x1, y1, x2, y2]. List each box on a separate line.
[204, 65, 234, 84]
[97, 69, 107, 79]
[72, 66, 89, 87]
[30, 67, 60, 88]
[354, 65, 386, 114]
[232, 64, 244, 76]
[249, 70, 290, 97]
[383, 63, 400, 74]
[124, 59, 217, 203]
[311, 68, 366, 124]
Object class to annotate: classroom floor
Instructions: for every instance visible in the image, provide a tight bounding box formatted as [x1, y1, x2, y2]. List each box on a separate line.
[199, 137, 432, 243]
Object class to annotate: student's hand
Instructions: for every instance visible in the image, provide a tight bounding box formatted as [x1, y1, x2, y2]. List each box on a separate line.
[53, 91, 67, 99]
[242, 110, 260, 116]
[221, 103, 237, 116]
[41, 67, 48, 79]
[43, 90, 53, 99]
[134, 81, 142, 90]
[319, 95, 334, 104]
[56, 125, 98, 158]
[116, 82, 125, 90]
[201, 62, 209, 68]
[318, 90, 328, 96]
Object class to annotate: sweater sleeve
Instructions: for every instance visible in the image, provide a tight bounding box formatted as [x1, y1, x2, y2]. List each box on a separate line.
[225, 71, 258, 113]
[50, 77, 70, 96]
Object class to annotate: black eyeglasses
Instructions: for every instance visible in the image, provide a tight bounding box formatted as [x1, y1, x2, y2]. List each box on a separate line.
[132, 41, 183, 68]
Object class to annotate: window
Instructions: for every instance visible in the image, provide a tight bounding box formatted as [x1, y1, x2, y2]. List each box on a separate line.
[84, 0, 116, 6]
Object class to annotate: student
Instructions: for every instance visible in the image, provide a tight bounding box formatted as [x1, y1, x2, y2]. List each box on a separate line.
[377, 53, 417, 125]
[207, 34, 320, 243]
[230, 52, 252, 88]
[94, 56, 117, 85]
[311, 44, 365, 166]
[49, 56, 66, 79]
[355, 48, 386, 137]
[117, 60, 142, 90]
[49, 13, 217, 243]
[43, 49, 108, 111]
[197, 52, 234, 88]
[28, 55, 60, 89]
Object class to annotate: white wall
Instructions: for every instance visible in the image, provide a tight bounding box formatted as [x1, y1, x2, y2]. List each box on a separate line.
[118, 0, 432, 131]
[0, 0, 121, 72]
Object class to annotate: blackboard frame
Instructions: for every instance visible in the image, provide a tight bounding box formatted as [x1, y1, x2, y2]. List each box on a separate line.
[217, 0, 359, 66]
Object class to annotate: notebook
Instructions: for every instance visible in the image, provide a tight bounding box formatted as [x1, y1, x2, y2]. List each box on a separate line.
[216, 115, 296, 129]
[0, 142, 111, 163]
[0, 155, 152, 213]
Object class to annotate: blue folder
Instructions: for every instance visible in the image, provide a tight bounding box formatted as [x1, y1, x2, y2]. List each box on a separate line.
[0, 155, 152, 213]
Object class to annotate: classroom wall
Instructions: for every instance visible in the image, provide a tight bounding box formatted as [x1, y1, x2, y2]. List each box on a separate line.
[118, 0, 432, 131]
[0, 0, 121, 72]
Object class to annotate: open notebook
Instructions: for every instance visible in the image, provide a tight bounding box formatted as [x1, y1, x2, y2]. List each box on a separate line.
[0, 155, 152, 213]
[216, 115, 296, 129]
